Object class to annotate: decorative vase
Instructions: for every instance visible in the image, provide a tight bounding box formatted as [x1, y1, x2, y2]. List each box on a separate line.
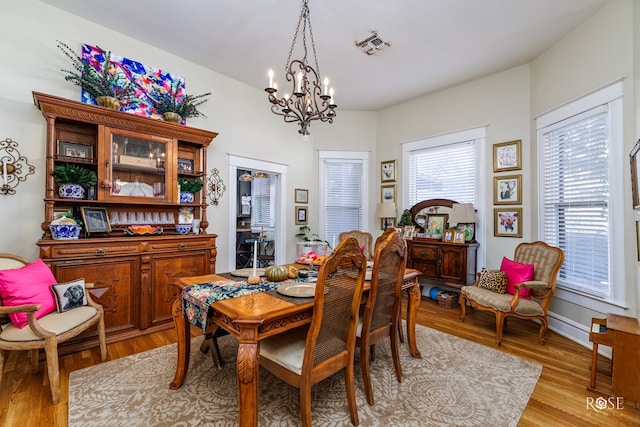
[180, 191, 195, 204]
[58, 183, 86, 200]
[95, 96, 121, 110]
[162, 112, 182, 123]
[49, 224, 82, 240]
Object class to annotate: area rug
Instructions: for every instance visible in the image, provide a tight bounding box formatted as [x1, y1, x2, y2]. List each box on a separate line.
[68, 324, 541, 426]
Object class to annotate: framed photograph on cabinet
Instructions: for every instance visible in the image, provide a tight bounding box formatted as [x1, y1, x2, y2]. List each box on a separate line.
[426, 214, 448, 238]
[57, 141, 93, 160]
[295, 206, 308, 225]
[494, 174, 522, 205]
[630, 139, 640, 210]
[381, 160, 397, 183]
[493, 140, 522, 172]
[442, 229, 455, 243]
[177, 158, 194, 173]
[381, 184, 396, 203]
[453, 230, 466, 244]
[80, 207, 111, 233]
[494, 207, 522, 238]
[295, 188, 308, 204]
[403, 225, 415, 240]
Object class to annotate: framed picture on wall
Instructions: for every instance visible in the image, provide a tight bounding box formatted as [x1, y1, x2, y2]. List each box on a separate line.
[494, 174, 522, 205]
[493, 140, 522, 172]
[294, 188, 308, 204]
[295, 206, 308, 225]
[381, 160, 397, 183]
[381, 184, 396, 203]
[494, 207, 522, 237]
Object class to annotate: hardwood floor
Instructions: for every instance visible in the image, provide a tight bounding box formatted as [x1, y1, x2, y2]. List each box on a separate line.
[1, 297, 639, 426]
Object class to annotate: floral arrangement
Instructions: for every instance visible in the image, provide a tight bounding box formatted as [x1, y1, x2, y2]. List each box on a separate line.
[57, 41, 138, 107]
[148, 80, 211, 119]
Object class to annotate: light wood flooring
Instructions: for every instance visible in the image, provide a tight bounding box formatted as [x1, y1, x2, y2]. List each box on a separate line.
[1, 297, 639, 426]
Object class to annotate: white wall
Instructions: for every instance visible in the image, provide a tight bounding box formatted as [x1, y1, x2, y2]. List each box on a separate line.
[376, 0, 639, 347]
[0, 0, 371, 268]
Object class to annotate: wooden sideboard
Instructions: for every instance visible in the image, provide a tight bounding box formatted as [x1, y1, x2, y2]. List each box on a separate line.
[406, 238, 478, 287]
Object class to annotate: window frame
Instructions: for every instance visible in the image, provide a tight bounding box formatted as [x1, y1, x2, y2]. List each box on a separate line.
[536, 81, 626, 312]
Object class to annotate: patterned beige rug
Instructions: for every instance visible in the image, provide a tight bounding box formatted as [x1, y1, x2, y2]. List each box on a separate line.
[68, 325, 541, 426]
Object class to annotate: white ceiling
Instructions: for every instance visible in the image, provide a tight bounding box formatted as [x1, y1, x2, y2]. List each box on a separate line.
[41, 0, 609, 111]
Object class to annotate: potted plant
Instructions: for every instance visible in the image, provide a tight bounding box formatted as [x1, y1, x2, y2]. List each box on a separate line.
[178, 177, 203, 203]
[148, 81, 211, 123]
[398, 209, 413, 227]
[57, 40, 138, 110]
[53, 164, 98, 200]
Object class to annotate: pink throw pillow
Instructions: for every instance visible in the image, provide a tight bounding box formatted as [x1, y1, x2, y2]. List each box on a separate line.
[0, 258, 57, 328]
[500, 257, 534, 299]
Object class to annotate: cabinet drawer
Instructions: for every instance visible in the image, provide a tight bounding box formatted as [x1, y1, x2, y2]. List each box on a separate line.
[41, 241, 142, 259]
[146, 236, 215, 252]
[410, 245, 438, 259]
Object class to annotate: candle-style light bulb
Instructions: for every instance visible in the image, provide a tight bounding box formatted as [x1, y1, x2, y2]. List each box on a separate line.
[329, 87, 335, 105]
[273, 82, 277, 92]
[296, 73, 303, 92]
[268, 69, 274, 88]
[252, 240, 258, 277]
[2, 159, 7, 186]
[323, 77, 329, 96]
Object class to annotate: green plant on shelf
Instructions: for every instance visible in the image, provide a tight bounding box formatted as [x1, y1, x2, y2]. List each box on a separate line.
[52, 164, 98, 189]
[178, 177, 203, 193]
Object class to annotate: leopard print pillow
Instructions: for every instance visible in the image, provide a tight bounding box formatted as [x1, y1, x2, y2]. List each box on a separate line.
[478, 268, 508, 294]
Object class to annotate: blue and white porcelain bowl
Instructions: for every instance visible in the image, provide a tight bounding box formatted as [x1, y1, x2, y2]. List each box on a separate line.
[49, 224, 82, 240]
[175, 224, 192, 234]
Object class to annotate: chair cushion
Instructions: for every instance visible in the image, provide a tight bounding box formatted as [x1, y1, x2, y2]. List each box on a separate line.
[260, 326, 309, 374]
[461, 286, 544, 316]
[51, 278, 88, 312]
[500, 257, 534, 299]
[477, 268, 507, 294]
[0, 258, 57, 328]
[0, 305, 99, 342]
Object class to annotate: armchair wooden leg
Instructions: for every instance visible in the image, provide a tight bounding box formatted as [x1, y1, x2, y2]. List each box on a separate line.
[459, 294, 468, 321]
[495, 313, 505, 346]
[538, 318, 548, 345]
[97, 316, 107, 361]
[43, 337, 60, 404]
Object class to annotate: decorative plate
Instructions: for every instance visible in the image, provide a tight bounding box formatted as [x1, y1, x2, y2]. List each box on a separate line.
[230, 268, 266, 278]
[124, 225, 163, 236]
[277, 282, 318, 298]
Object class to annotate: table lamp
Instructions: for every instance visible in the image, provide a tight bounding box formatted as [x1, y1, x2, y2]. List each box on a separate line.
[449, 203, 477, 242]
[376, 202, 397, 229]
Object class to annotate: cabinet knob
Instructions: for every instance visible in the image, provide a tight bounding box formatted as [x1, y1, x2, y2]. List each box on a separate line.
[95, 248, 105, 256]
[178, 244, 187, 250]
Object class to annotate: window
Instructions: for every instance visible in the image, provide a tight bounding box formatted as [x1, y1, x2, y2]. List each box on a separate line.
[251, 174, 274, 227]
[403, 128, 484, 207]
[319, 151, 368, 247]
[537, 82, 623, 303]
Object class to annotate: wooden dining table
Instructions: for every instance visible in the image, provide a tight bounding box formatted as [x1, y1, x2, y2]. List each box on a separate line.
[169, 266, 422, 427]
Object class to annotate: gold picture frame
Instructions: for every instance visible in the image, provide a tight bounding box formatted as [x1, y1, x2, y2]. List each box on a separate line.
[294, 188, 308, 204]
[381, 159, 397, 183]
[453, 230, 466, 244]
[442, 228, 455, 243]
[295, 206, 308, 225]
[494, 207, 522, 238]
[493, 140, 522, 172]
[630, 139, 640, 210]
[494, 174, 522, 205]
[381, 184, 396, 203]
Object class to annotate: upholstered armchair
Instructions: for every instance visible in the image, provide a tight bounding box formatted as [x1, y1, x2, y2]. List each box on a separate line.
[338, 230, 373, 260]
[459, 241, 564, 346]
[0, 253, 107, 404]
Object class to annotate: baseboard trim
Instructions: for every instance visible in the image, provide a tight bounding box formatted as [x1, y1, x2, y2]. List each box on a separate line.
[548, 311, 612, 358]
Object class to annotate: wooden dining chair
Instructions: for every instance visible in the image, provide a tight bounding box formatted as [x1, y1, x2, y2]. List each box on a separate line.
[259, 237, 367, 427]
[338, 230, 374, 260]
[356, 228, 407, 405]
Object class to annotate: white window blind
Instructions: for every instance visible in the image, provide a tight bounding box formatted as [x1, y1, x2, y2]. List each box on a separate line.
[407, 141, 476, 206]
[541, 106, 610, 297]
[251, 175, 274, 227]
[321, 158, 364, 246]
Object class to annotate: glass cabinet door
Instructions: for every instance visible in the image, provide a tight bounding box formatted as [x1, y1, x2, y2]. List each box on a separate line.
[104, 129, 175, 203]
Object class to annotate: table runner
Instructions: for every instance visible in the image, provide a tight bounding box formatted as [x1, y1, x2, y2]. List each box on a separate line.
[182, 274, 317, 331]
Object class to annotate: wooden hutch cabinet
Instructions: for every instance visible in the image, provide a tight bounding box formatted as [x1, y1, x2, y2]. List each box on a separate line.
[405, 199, 478, 288]
[33, 92, 218, 352]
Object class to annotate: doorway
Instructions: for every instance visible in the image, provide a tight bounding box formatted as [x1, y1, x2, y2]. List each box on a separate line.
[228, 155, 287, 272]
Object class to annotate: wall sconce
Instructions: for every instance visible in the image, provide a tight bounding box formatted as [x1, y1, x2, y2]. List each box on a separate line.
[1, 138, 35, 195]
[207, 168, 227, 205]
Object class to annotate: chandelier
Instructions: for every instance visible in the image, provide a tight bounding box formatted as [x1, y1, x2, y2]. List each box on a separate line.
[265, 0, 336, 137]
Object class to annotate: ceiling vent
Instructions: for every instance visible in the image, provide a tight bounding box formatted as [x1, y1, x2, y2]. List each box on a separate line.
[355, 31, 390, 55]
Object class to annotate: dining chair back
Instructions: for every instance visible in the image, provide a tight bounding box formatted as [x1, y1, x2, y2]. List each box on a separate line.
[338, 230, 374, 260]
[259, 237, 367, 427]
[0, 253, 107, 404]
[357, 228, 407, 405]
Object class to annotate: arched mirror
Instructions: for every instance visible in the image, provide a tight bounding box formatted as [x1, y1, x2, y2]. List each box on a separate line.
[409, 199, 457, 239]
